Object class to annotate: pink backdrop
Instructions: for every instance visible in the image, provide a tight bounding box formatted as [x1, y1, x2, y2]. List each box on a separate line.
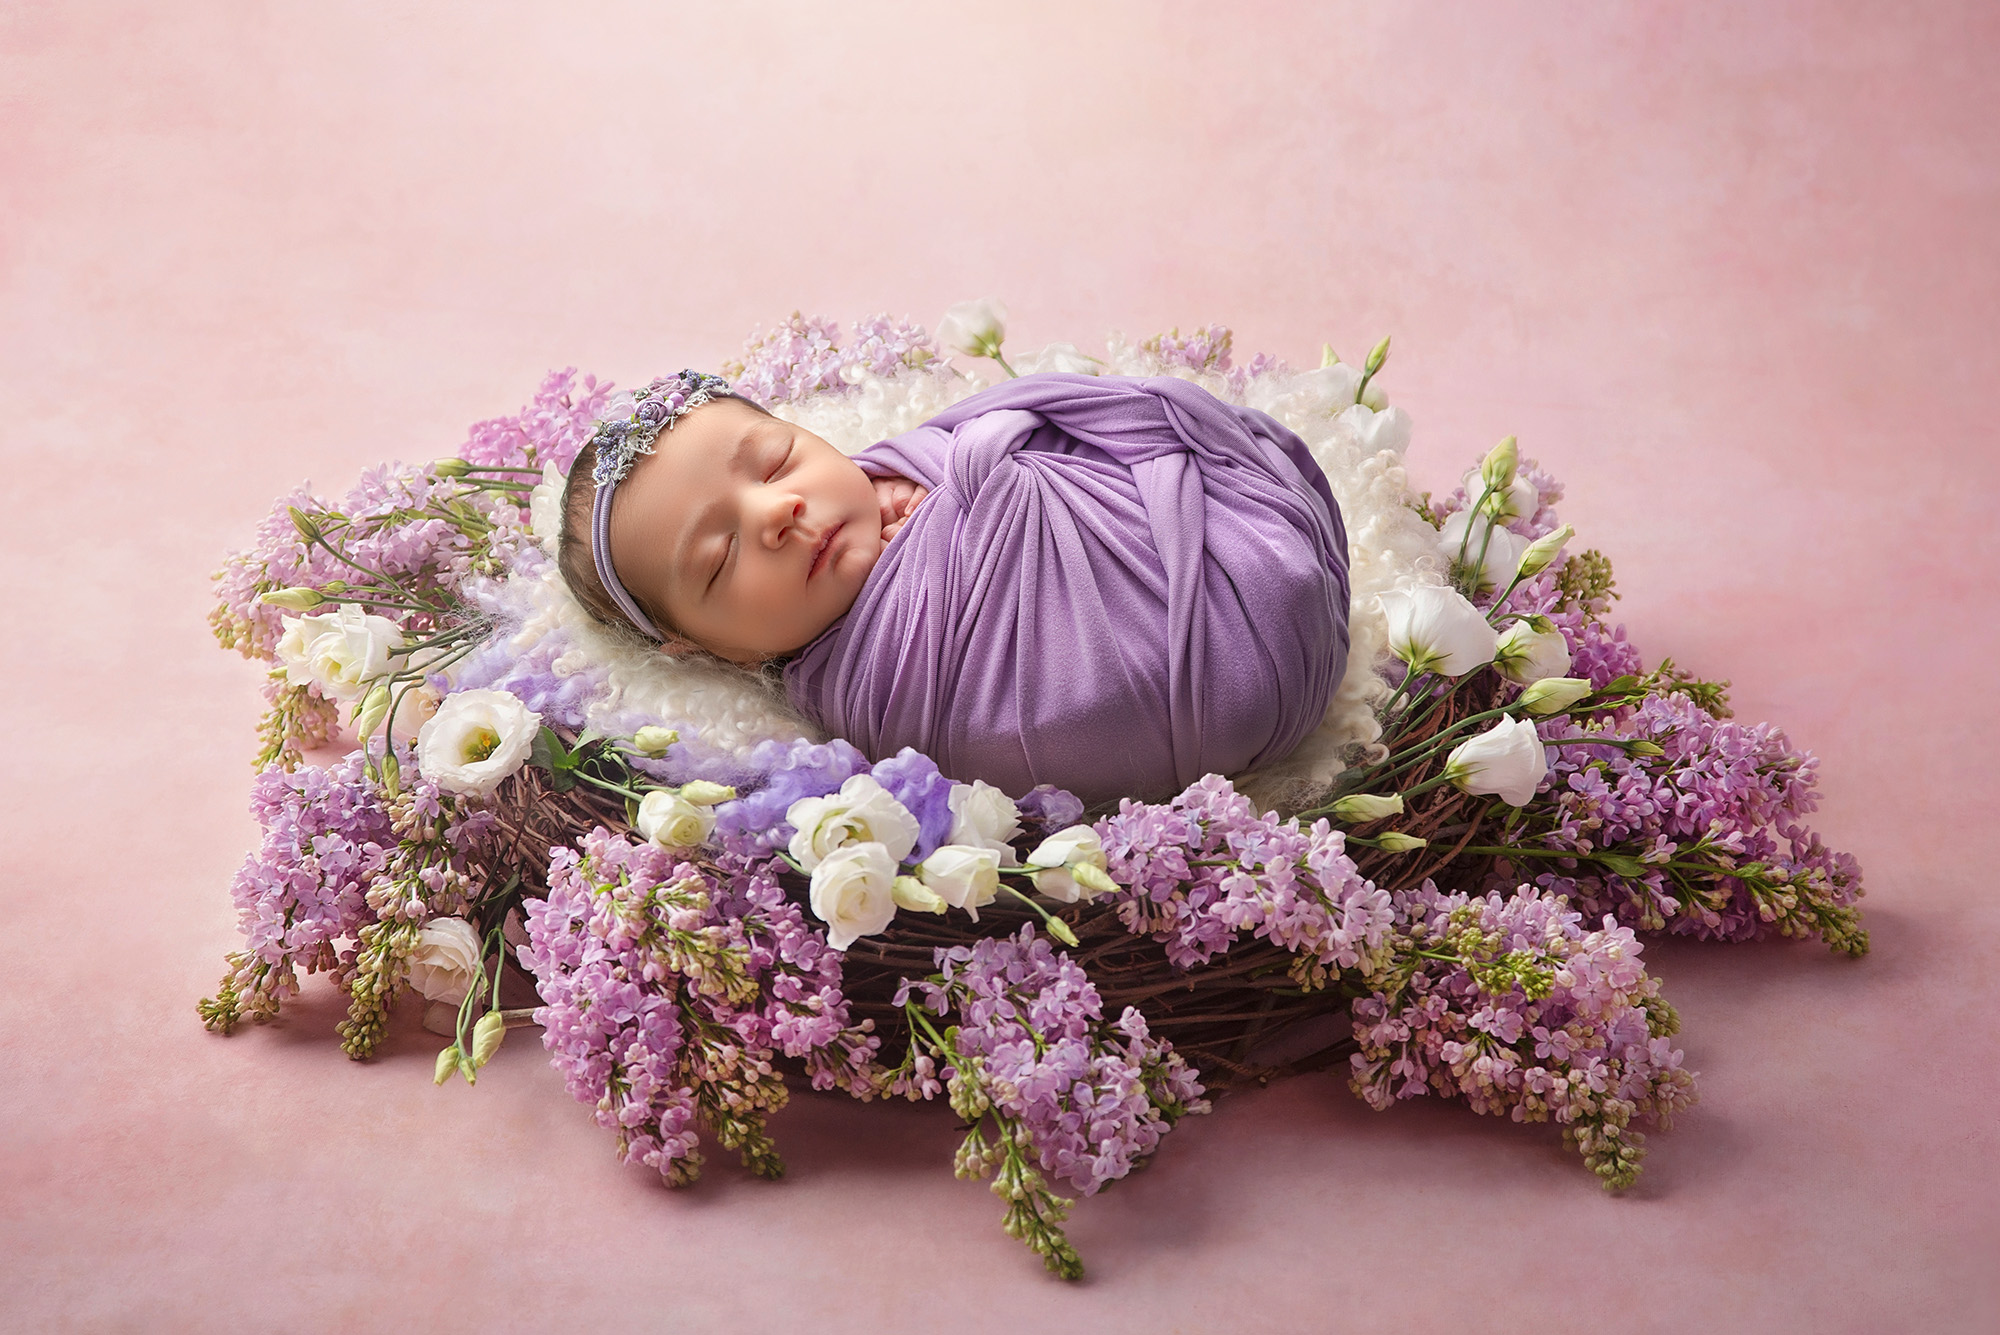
[5, 2, 1996, 1329]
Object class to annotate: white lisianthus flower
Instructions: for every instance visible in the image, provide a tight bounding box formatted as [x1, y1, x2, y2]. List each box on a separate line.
[1461, 466, 1539, 523]
[935, 298, 1008, 359]
[1020, 341, 1099, 375]
[407, 916, 486, 1006]
[636, 790, 716, 850]
[1024, 823, 1120, 907]
[276, 604, 405, 701]
[809, 841, 900, 950]
[1377, 585, 1497, 678]
[1025, 825, 1114, 903]
[1439, 508, 1530, 596]
[1493, 617, 1574, 686]
[1445, 716, 1550, 806]
[415, 688, 541, 797]
[946, 781, 1023, 864]
[786, 775, 920, 871]
[916, 844, 1004, 919]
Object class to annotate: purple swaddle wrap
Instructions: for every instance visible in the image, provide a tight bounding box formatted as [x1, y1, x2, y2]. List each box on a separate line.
[782, 374, 1350, 804]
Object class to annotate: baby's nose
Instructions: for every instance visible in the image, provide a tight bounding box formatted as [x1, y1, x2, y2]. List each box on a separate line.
[757, 492, 807, 547]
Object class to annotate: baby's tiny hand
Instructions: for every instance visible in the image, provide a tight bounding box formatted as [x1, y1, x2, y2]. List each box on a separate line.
[873, 475, 929, 543]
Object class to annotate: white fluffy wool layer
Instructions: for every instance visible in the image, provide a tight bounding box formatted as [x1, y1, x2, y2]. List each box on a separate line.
[518, 341, 1445, 811]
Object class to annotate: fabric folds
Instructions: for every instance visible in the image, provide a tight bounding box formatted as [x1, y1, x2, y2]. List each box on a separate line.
[782, 374, 1350, 804]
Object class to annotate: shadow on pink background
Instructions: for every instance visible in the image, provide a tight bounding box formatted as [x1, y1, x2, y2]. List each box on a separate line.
[3, 2, 1995, 1330]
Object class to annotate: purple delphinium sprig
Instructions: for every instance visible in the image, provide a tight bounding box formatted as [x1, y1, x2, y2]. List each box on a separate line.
[198, 752, 395, 1033]
[1096, 775, 1395, 982]
[1350, 881, 1697, 1190]
[709, 736, 873, 859]
[890, 925, 1208, 1279]
[521, 829, 882, 1186]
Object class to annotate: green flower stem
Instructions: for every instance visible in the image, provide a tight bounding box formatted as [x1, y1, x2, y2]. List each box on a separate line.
[299, 525, 420, 601]
[568, 769, 652, 804]
[1455, 483, 1499, 570]
[992, 353, 1019, 378]
[998, 883, 1079, 947]
[458, 464, 545, 474]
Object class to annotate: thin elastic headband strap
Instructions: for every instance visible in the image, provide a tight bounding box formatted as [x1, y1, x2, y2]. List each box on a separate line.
[591, 478, 664, 641]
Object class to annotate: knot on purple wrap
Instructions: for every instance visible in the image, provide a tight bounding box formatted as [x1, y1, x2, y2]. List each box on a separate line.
[783, 374, 1351, 804]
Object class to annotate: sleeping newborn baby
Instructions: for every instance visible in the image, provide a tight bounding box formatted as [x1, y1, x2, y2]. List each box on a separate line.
[558, 369, 1350, 804]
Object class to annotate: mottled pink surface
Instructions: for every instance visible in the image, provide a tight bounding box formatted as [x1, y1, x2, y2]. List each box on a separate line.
[4, 2, 1996, 1330]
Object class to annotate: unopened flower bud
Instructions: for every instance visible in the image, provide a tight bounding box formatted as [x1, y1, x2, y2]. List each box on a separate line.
[891, 875, 948, 914]
[458, 1053, 478, 1085]
[631, 726, 679, 757]
[259, 586, 325, 611]
[1629, 739, 1666, 756]
[1516, 524, 1575, 580]
[1072, 863, 1119, 898]
[1330, 793, 1405, 823]
[1045, 916, 1080, 948]
[1376, 832, 1429, 852]
[287, 506, 322, 541]
[678, 780, 736, 807]
[1517, 677, 1594, 715]
[1320, 342, 1340, 369]
[434, 1046, 460, 1086]
[1480, 435, 1519, 491]
[1365, 334, 1391, 375]
[470, 1010, 506, 1066]
[431, 458, 472, 478]
[352, 684, 392, 738]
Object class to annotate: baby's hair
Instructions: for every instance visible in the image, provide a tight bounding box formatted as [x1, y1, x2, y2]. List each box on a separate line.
[556, 396, 777, 667]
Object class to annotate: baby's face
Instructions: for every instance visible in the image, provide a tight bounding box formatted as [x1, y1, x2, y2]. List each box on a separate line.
[608, 398, 884, 663]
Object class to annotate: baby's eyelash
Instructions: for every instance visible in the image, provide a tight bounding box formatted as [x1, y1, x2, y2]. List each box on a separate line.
[708, 535, 732, 591]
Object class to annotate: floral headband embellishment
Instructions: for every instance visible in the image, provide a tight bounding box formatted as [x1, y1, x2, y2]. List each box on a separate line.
[588, 370, 737, 489]
[588, 369, 737, 641]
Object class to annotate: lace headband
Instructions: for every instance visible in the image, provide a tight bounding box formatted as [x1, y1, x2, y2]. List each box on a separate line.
[586, 370, 738, 641]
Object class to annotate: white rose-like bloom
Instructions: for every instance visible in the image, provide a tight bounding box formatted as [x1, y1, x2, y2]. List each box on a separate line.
[809, 841, 900, 950]
[276, 604, 405, 701]
[786, 774, 920, 871]
[1460, 467, 1540, 523]
[407, 916, 486, 1006]
[1024, 824, 1111, 904]
[415, 688, 541, 797]
[636, 790, 716, 850]
[916, 844, 1003, 920]
[1377, 585, 1497, 678]
[1493, 618, 1573, 686]
[1439, 509, 1530, 595]
[935, 298, 1007, 358]
[946, 781, 1023, 864]
[1445, 716, 1550, 806]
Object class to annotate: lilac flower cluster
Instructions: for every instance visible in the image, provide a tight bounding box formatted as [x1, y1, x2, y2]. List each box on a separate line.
[897, 926, 1208, 1196]
[457, 367, 615, 474]
[1350, 882, 1697, 1189]
[1096, 775, 1395, 981]
[521, 829, 880, 1184]
[893, 925, 1207, 1277]
[1518, 691, 1865, 952]
[724, 312, 947, 404]
[1144, 324, 1235, 375]
[199, 753, 394, 1031]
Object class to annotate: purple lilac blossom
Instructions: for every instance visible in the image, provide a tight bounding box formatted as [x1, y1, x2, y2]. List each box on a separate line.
[1517, 692, 1862, 945]
[897, 926, 1207, 1196]
[1349, 881, 1696, 1189]
[457, 367, 615, 474]
[229, 752, 394, 985]
[1096, 775, 1393, 975]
